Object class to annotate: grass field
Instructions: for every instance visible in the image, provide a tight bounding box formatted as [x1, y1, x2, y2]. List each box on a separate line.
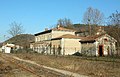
[0, 53, 72, 77]
[14, 53, 120, 77]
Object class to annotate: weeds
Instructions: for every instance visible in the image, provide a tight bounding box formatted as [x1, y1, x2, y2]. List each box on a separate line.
[15, 53, 120, 77]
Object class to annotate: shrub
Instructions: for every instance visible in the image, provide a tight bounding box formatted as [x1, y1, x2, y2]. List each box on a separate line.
[72, 52, 82, 56]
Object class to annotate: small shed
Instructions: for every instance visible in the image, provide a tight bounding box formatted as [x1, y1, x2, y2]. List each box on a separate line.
[2, 43, 15, 53]
[79, 33, 117, 56]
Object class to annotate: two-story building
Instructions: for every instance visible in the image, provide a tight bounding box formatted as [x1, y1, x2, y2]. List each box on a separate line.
[31, 26, 117, 56]
[30, 25, 81, 55]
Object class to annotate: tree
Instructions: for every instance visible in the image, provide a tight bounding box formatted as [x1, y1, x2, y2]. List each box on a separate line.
[83, 7, 104, 25]
[107, 11, 120, 51]
[108, 11, 120, 26]
[57, 18, 73, 28]
[8, 22, 24, 37]
[83, 7, 104, 35]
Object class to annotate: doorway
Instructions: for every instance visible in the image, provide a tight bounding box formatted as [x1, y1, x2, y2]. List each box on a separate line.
[99, 45, 103, 56]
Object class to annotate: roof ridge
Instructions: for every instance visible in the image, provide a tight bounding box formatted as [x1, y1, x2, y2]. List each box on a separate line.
[51, 34, 82, 40]
[52, 26, 76, 31]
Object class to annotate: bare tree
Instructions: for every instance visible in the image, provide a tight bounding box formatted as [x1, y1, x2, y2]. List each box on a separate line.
[107, 11, 120, 51]
[83, 7, 104, 25]
[108, 11, 120, 26]
[57, 18, 73, 28]
[8, 22, 24, 37]
[83, 7, 104, 35]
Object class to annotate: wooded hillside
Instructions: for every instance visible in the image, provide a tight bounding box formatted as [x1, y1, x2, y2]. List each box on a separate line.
[5, 34, 35, 48]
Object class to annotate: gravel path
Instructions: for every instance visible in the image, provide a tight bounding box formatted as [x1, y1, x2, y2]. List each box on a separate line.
[12, 56, 88, 77]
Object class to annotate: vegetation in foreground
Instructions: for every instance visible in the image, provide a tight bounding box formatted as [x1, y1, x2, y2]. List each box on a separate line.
[14, 53, 120, 77]
[0, 53, 72, 77]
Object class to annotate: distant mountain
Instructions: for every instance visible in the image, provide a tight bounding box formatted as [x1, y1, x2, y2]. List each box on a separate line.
[4, 34, 35, 48]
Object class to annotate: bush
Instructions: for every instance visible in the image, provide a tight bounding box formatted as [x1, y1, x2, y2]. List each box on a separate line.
[72, 52, 82, 56]
[13, 48, 38, 54]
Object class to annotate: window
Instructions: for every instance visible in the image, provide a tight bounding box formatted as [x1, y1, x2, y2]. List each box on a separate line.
[104, 38, 108, 41]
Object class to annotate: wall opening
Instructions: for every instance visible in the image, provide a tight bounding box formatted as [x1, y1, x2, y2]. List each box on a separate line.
[99, 45, 103, 56]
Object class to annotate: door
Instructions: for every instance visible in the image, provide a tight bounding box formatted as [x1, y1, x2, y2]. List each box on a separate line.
[99, 45, 103, 56]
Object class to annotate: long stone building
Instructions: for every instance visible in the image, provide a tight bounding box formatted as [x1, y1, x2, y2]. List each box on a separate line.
[30, 26, 117, 56]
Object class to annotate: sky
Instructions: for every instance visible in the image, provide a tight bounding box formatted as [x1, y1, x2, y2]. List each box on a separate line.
[0, 0, 120, 42]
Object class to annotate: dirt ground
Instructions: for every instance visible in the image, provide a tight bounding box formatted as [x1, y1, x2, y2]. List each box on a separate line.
[13, 53, 120, 77]
[0, 56, 38, 77]
[0, 53, 72, 77]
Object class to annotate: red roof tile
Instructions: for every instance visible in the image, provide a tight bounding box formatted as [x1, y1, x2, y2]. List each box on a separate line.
[35, 26, 75, 36]
[51, 34, 83, 40]
[52, 26, 76, 31]
[80, 33, 106, 42]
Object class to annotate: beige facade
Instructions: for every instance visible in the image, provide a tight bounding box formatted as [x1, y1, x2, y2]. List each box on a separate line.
[35, 33, 52, 42]
[30, 26, 80, 55]
[35, 30, 75, 42]
[63, 38, 81, 55]
[31, 26, 117, 56]
[80, 34, 117, 56]
[51, 37, 81, 55]
[52, 30, 75, 38]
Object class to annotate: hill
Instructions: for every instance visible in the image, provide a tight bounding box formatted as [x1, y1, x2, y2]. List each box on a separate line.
[5, 34, 35, 48]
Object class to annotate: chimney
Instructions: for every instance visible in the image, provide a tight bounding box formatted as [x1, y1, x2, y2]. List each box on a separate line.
[57, 24, 60, 29]
[96, 26, 106, 35]
[45, 28, 48, 31]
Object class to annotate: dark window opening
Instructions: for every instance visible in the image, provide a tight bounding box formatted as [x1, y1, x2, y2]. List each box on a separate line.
[99, 45, 103, 56]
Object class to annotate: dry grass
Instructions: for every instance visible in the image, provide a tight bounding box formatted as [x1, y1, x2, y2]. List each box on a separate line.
[0, 53, 72, 77]
[14, 53, 120, 77]
[0, 55, 27, 77]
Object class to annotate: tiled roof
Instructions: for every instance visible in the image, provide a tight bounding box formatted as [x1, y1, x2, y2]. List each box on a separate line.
[35, 26, 75, 36]
[79, 33, 106, 42]
[52, 27, 75, 31]
[51, 34, 83, 40]
[35, 30, 52, 36]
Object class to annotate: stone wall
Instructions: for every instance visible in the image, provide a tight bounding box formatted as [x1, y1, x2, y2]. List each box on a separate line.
[64, 38, 81, 55]
[81, 43, 96, 56]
